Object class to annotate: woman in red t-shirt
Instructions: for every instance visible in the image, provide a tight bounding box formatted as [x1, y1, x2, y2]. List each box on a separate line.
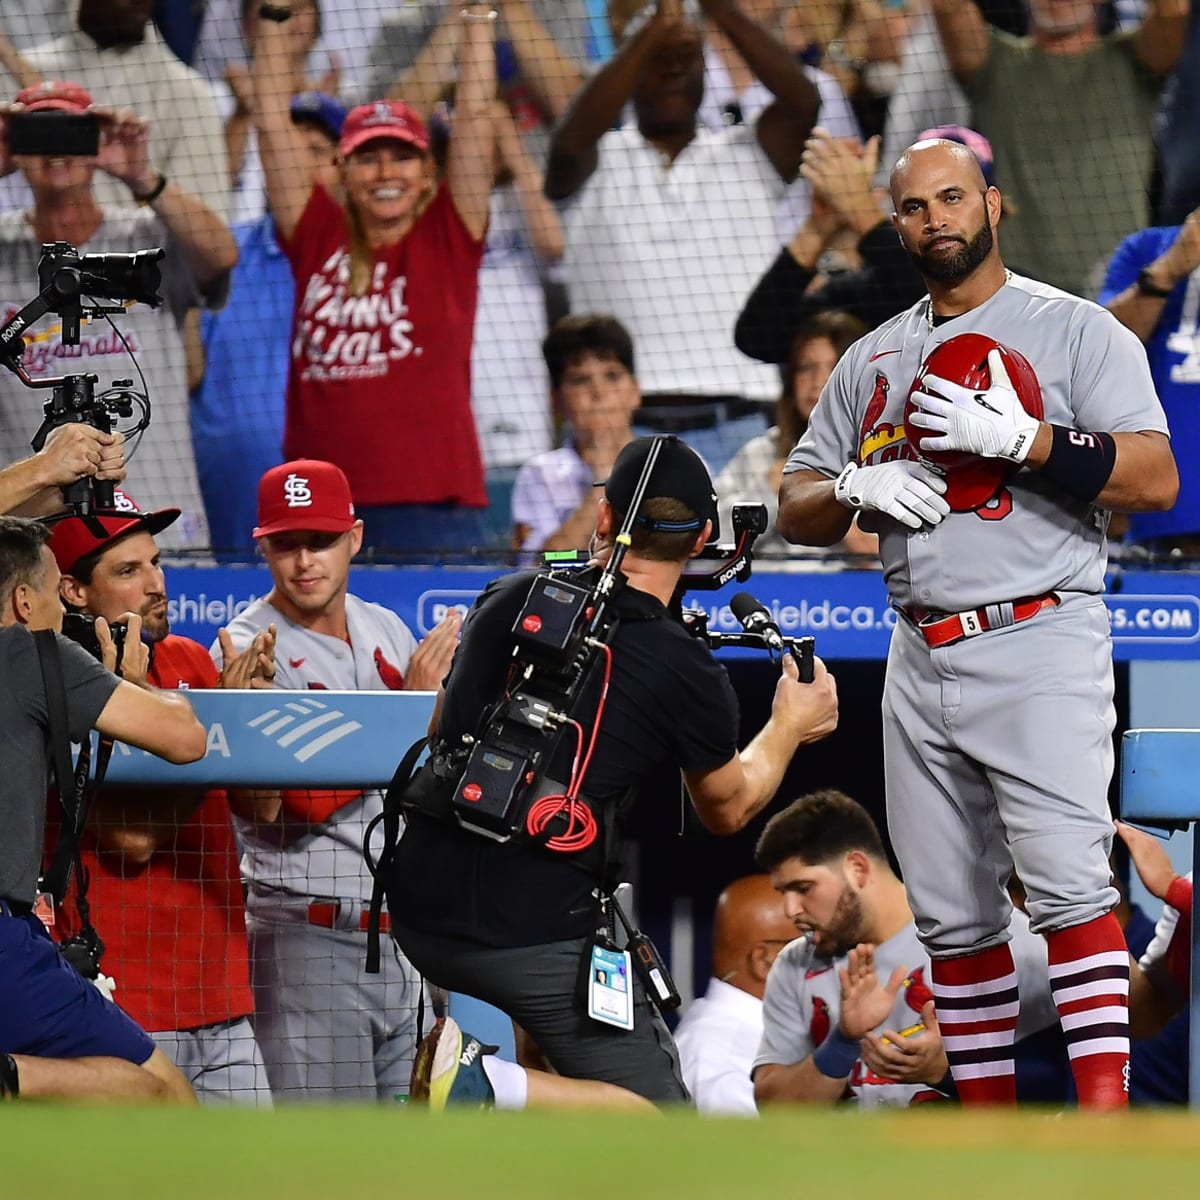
[253, 3, 497, 556]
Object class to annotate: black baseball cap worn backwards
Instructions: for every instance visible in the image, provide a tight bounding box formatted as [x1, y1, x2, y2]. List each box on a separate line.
[602, 435, 719, 536]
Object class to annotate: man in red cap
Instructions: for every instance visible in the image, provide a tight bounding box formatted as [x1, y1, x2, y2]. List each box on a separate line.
[213, 458, 461, 1101]
[0, 79, 128, 520]
[0, 80, 237, 547]
[49, 489, 278, 1106]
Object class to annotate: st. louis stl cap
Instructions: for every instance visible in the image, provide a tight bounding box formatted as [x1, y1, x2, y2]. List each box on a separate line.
[338, 99, 429, 158]
[253, 460, 357, 538]
[49, 489, 180, 575]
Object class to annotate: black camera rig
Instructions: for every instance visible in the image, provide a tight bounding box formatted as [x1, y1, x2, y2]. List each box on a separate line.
[365, 438, 820, 978]
[0, 240, 163, 520]
[443, 445, 814, 850]
[445, 440, 669, 848]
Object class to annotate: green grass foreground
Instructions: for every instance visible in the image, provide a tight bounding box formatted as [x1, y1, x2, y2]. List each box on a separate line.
[4, 1106, 1199, 1199]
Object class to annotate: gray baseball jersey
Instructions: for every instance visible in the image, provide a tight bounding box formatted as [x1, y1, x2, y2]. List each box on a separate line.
[785, 272, 1169, 612]
[754, 911, 1056, 1109]
[212, 592, 426, 1102]
[214, 593, 418, 903]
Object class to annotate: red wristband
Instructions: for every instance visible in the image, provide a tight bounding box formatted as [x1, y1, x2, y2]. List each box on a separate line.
[1166, 875, 1192, 914]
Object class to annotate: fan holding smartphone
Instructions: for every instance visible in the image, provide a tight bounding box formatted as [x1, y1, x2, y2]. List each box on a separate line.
[6, 107, 100, 160]
[2, 82, 170, 200]
[0, 81, 237, 541]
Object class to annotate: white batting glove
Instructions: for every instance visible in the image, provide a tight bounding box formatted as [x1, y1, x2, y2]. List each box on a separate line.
[833, 461, 950, 530]
[908, 349, 1040, 463]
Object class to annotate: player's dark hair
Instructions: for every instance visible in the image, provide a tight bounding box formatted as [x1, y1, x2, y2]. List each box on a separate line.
[776, 311, 867, 456]
[542, 314, 636, 391]
[0, 516, 52, 609]
[608, 498, 702, 563]
[755, 789, 887, 871]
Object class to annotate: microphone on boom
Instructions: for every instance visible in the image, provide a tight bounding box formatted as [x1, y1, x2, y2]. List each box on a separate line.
[730, 592, 787, 655]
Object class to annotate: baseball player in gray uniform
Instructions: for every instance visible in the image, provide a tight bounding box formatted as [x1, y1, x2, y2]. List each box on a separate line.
[778, 138, 1178, 1109]
[212, 459, 461, 1101]
[757, 914, 1060, 1110]
[752, 790, 1058, 1109]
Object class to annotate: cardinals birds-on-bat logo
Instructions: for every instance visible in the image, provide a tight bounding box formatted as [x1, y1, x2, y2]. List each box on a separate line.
[810, 995, 832, 1049]
[859, 372, 890, 452]
[373, 646, 405, 691]
[903, 966, 935, 1014]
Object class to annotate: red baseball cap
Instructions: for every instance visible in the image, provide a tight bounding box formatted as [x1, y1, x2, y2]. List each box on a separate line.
[49, 489, 181, 575]
[14, 81, 94, 113]
[254, 460, 357, 538]
[338, 99, 429, 158]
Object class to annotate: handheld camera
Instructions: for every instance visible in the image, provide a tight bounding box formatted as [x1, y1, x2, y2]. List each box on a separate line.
[61, 611, 130, 671]
[448, 439, 683, 845]
[0, 240, 162, 519]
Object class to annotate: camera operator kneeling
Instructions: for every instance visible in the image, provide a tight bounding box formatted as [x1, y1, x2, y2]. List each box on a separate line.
[0, 516, 205, 1104]
[384, 437, 839, 1104]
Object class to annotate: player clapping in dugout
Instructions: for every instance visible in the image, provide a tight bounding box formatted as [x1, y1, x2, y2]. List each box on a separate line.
[212, 459, 462, 1101]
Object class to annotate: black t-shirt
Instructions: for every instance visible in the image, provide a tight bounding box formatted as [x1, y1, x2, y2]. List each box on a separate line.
[388, 569, 740, 947]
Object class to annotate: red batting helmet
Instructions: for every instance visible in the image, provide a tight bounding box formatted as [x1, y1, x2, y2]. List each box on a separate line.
[903, 332, 1044, 512]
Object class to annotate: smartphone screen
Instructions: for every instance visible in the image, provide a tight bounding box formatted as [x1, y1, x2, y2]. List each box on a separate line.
[7, 112, 100, 158]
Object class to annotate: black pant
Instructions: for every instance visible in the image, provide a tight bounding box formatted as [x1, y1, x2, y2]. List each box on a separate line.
[392, 923, 689, 1105]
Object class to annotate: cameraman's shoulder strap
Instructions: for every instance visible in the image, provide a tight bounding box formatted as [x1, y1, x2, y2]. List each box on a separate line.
[363, 733, 429, 976]
[33, 630, 86, 904]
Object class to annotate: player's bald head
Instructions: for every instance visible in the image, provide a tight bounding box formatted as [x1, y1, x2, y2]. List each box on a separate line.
[890, 138, 988, 208]
[889, 138, 1001, 284]
[711, 874, 797, 984]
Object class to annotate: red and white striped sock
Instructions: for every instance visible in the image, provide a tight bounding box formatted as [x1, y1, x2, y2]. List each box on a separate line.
[930, 944, 1019, 1105]
[1045, 913, 1130, 1111]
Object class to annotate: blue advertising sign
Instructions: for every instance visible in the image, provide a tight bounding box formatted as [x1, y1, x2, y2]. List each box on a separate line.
[159, 561, 1200, 662]
[101, 690, 436, 787]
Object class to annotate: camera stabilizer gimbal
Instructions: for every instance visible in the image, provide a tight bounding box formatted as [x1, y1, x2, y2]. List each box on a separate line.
[0, 240, 163, 519]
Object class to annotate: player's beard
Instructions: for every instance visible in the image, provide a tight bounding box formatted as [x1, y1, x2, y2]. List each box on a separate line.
[811, 882, 867, 960]
[909, 218, 995, 284]
[141, 599, 170, 642]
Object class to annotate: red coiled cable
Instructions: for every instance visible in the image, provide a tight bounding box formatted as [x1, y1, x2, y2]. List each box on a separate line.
[523, 645, 613, 852]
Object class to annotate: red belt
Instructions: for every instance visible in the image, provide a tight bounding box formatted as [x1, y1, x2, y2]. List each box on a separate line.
[907, 592, 1059, 649]
[307, 901, 389, 934]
